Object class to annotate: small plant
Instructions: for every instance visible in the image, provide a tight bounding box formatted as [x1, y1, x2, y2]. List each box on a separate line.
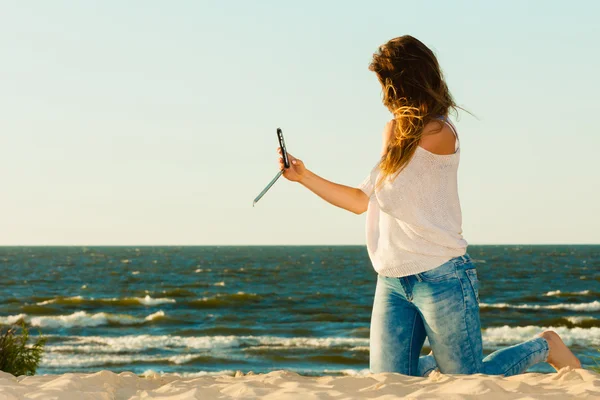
[0, 321, 46, 376]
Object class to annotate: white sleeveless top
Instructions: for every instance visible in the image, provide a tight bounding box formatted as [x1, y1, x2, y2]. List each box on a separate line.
[358, 116, 468, 277]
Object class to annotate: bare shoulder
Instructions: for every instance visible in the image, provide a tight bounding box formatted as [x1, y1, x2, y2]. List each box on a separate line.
[419, 119, 457, 155]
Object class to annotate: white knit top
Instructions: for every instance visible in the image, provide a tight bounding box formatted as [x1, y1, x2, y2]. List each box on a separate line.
[358, 116, 468, 277]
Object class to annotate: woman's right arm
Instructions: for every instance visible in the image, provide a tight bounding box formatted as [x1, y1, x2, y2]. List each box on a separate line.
[278, 150, 369, 215]
[299, 169, 369, 215]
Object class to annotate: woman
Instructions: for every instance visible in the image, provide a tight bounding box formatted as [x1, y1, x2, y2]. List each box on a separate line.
[277, 35, 581, 376]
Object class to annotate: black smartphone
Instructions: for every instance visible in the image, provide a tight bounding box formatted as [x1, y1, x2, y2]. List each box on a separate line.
[277, 128, 290, 169]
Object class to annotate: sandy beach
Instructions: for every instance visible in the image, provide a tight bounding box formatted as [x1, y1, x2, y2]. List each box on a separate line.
[1, 367, 599, 399]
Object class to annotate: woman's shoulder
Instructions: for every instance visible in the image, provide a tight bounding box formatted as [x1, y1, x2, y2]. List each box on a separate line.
[419, 119, 457, 155]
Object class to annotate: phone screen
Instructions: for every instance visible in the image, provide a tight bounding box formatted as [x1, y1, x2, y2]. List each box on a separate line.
[277, 128, 290, 169]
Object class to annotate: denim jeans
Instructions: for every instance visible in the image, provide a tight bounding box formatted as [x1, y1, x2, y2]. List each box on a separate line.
[369, 254, 549, 376]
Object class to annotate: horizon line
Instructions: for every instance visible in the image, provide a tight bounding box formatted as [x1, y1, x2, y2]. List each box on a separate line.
[0, 243, 598, 247]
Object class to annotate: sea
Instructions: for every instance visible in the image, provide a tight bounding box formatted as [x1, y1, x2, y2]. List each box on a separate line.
[0, 245, 598, 377]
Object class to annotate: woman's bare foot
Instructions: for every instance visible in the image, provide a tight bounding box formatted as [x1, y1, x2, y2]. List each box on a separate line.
[538, 330, 581, 371]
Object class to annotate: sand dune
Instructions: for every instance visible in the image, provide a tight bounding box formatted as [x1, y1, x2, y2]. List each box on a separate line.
[1, 367, 599, 399]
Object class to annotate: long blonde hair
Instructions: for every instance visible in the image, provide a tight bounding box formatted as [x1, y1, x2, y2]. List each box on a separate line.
[369, 36, 459, 187]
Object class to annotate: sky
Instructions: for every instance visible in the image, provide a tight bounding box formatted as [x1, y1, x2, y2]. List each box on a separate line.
[1, 1, 599, 245]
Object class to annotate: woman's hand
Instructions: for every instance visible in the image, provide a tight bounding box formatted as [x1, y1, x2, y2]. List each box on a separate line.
[278, 148, 307, 182]
[381, 119, 397, 157]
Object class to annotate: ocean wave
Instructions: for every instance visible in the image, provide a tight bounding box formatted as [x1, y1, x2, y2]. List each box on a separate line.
[40, 352, 219, 368]
[322, 368, 371, 376]
[42, 323, 600, 357]
[189, 292, 262, 308]
[544, 290, 591, 297]
[41, 353, 163, 368]
[0, 311, 166, 328]
[142, 369, 236, 378]
[43, 347, 368, 371]
[0, 314, 28, 325]
[20, 304, 65, 316]
[44, 334, 369, 355]
[36, 325, 600, 369]
[167, 354, 200, 365]
[47, 328, 600, 361]
[37, 296, 83, 306]
[136, 296, 175, 306]
[480, 301, 600, 312]
[565, 316, 597, 325]
[160, 289, 198, 298]
[36, 295, 176, 307]
[482, 325, 600, 347]
[533, 316, 600, 329]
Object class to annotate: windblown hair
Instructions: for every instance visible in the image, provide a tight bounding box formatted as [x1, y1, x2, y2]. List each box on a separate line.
[369, 35, 458, 187]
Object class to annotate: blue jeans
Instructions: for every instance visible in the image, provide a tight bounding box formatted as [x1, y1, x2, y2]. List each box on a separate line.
[370, 254, 549, 376]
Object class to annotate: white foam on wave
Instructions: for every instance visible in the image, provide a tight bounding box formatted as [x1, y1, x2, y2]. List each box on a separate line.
[41, 352, 205, 368]
[167, 354, 200, 365]
[145, 311, 166, 321]
[257, 336, 367, 348]
[544, 290, 561, 296]
[323, 368, 371, 376]
[142, 369, 236, 378]
[0, 311, 167, 328]
[38, 326, 600, 368]
[32, 312, 111, 328]
[0, 314, 27, 325]
[41, 353, 165, 368]
[137, 296, 176, 306]
[36, 296, 83, 306]
[35, 295, 176, 306]
[45, 334, 369, 355]
[44, 353, 204, 368]
[348, 346, 370, 352]
[45, 323, 600, 358]
[480, 300, 600, 311]
[482, 325, 600, 347]
[544, 290, 590, 297]
[565, 316, 597, 324]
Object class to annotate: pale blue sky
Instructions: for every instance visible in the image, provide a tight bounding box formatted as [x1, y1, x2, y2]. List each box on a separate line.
[1, 1, 598, 245]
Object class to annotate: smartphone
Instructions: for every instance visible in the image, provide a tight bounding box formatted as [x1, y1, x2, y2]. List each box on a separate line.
[253, 127, 289, 207]
[277, 128, 290, 169]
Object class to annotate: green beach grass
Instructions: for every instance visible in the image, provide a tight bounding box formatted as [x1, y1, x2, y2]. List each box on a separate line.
[0, 321, 46, 376]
